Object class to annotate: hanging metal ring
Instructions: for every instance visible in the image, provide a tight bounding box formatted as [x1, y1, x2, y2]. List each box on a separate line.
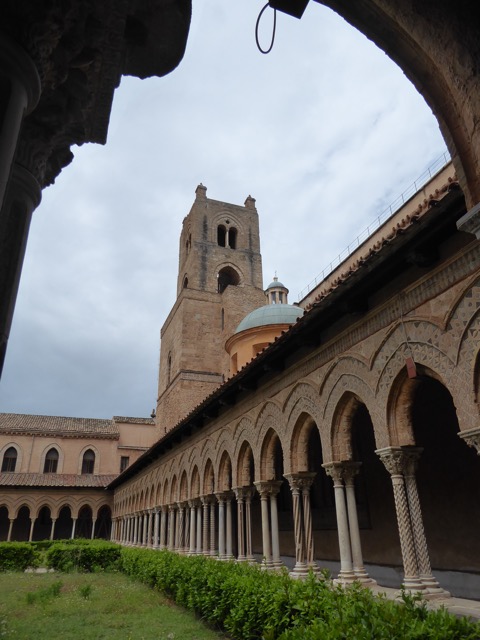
[256, 3, 277, 55]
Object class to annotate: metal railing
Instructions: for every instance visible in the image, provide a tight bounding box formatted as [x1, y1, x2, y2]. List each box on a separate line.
[297, 150, 451, 301]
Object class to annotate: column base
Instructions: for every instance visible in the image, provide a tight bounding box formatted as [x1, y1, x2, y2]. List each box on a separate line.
[353, 567, 377, 585]
[420, 575, 450, 599]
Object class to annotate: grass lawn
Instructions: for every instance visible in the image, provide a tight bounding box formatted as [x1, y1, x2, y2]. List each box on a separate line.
[0, 571, 229, 640]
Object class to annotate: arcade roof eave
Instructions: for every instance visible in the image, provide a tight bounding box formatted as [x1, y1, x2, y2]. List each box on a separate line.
[108, 184, 466, 490]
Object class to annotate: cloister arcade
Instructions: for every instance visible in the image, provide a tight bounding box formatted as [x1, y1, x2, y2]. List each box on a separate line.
[0, 498, 112, 542]
[111, 267, 480, 598]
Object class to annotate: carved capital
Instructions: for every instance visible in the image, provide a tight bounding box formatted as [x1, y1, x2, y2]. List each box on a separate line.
[284, 472, 316, 493]
[376, 447, 408, 476]
[254, 480, 283, 497]
[322, 461, 344, 485]
[340, 461, 362, 486]
[458, 428, 480, 455]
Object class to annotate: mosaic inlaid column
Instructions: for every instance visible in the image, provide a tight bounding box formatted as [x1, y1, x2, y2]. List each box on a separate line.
[50, 518, 57, 541]
[159, 507, 167, 549]
[376, 447, 424, 591]
[323, 463, 356, 583]
[216, 493, 226, 560]
[71, 518, 77, 540]
[28, 518, 35, 542]
[234, 487, 246, 561]
[342, 462, 374, 584]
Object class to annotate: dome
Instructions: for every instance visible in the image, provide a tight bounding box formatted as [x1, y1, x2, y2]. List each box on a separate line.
[266, 279, 287, 290]
[235, 304, 303, 334]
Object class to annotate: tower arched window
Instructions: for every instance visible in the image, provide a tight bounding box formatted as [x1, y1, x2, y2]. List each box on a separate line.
[217, 225, 226, 247]
[218, 266, 240, 293]
[183, 275, 189, 289]
[228, 227, 237, 249]
[44, 448, 59, 473]
[167, 352, 172, 385]
[81, 449, 95, 474]
[2, 446, 17, 472]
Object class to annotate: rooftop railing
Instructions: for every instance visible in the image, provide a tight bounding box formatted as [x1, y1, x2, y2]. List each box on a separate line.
[297, 150, 451, 301]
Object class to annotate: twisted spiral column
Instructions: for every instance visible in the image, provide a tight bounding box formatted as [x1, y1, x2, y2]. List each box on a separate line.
[377, 448, 423, 591]
[403, 449, 447, 596]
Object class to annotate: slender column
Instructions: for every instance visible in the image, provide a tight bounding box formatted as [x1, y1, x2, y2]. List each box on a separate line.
[377, 448, 424, 591]
[91, 518, 97, 540]
[133, 516, 138, 545]
[196, 502, 203, 554]
[153, 509, 160, 548]
[403, 449, 447, 595]
[234, 488, 246, 561]
[209, 498, 217, 556]
[142, 513, 148, 546]
[177, 503, 185, 553]
[216, 494, 226, 559]
[70, 518, 77, 540]
[7, 518, 14, 542]
[323, 463, 356, 583]
[188, 501, 196, 555]
[342, 462, 374, 584]
[245, 486, 255, 562]
[28, 518, 35, 542]
[285, 473, 316, 577]
[147, 511, 153, 547]
[255, 482, 273, 568]
[184, 505, 190, 552]
[269, 482, 283, 569]
[50, 518, 57, 541]
[160, 507, 167, 549]
[226, 493, 234, 559]
[201, 497, 210, 554]
[168, 506, 175, 550]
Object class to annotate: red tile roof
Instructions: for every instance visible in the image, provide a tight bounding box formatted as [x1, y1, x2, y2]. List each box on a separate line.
[0, 472, 117, 488]
[0, 413, 119, 438]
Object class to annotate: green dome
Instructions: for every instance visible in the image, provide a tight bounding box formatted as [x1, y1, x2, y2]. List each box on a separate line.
[235, 304, 302, 334]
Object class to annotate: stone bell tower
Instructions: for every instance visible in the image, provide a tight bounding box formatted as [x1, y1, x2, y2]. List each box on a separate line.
[156, 184, 266, 435]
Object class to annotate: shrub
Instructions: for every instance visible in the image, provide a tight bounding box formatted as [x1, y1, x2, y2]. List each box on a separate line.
[119, 548, 480, 640]
[0, 542, 40, 572]
[46, 540, 121, 572]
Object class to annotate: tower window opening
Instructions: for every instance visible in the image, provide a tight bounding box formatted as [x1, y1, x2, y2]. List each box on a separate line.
[183, 275, 189, 289]
[167, 353, 172, 385]
[228, 227, 237, 249]
[221, 307, 225, 330]
[218, 266, 240, 293]
[217, 225, 226, 247]
[279, 292, 284, 303]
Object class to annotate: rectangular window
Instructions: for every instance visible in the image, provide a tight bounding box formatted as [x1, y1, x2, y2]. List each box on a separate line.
[120, 456, 130, 472]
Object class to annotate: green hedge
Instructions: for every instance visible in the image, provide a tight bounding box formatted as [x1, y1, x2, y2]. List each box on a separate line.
[46, 540, 121, 572]
[119, 548, 480, 640]
[0, 542, 40, 572]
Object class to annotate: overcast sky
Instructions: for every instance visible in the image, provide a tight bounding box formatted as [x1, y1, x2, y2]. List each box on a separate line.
[0, 2, 448, 420]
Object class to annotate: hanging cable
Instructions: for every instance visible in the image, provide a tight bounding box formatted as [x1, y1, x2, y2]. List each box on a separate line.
[256, 3, 276, 54]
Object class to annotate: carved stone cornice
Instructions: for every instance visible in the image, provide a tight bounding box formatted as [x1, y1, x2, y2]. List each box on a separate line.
[458, 428, 480, 455]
